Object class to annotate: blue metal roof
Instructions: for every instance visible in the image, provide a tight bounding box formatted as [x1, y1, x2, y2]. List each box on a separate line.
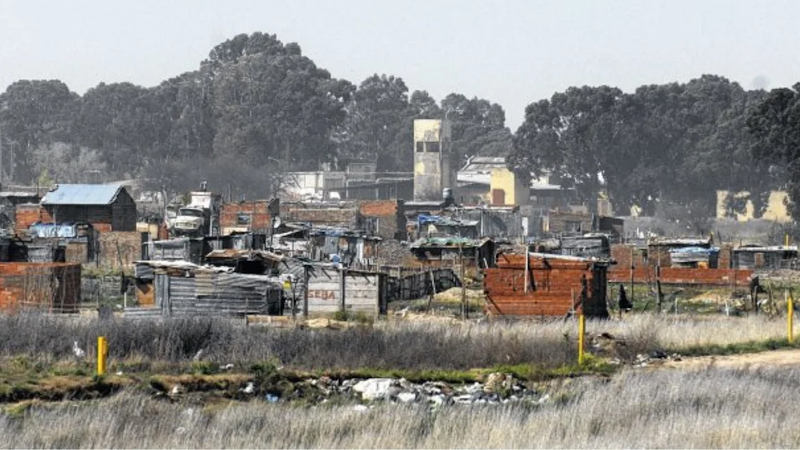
[41, 184, 124, 206]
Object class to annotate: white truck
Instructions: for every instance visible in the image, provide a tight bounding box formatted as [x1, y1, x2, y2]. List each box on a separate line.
[170, 190, 222, 237]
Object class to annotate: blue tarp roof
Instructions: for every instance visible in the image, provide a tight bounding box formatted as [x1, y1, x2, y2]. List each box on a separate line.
[41, 184, 124, 206]
[669, 246, 719, 255]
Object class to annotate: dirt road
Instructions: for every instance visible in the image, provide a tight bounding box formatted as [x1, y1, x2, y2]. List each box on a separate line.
[661, 348, 800, 370]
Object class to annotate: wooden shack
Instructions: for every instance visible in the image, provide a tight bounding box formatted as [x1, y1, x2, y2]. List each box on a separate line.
[40, 184, 136, 232]
[484, 252, 609, 317]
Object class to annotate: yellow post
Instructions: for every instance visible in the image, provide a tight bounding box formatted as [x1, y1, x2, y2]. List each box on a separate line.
[578, 313, 586, 365]
[97, 336, 107, 376]
[788, 291, 794, 344]
[786, 233, 790, 247]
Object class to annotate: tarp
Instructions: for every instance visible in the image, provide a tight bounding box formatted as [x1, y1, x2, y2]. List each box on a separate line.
[29, 222, 78, 238]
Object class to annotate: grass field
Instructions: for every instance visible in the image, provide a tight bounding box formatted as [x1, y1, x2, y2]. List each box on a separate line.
[3, 365, 800, 448]
[1, 311, 798, 447]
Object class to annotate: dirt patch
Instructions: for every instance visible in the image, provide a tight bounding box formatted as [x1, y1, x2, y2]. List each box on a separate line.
[660, 348, 800, 370]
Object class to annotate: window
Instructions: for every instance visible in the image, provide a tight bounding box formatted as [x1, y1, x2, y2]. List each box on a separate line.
[237, 213, 252, 226]
[425, 141, 440, 152]
[416, 142, 425, 152]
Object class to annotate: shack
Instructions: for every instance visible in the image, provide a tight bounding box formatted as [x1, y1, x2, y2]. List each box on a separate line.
[145, 238, 204, 264]
[647, 237, 712, 268]
[560, 234, 610, 258]
[733, 245, 799, 270]
[126, 260, 283, 318]
[409, 237, 495, 277]
[417, 214, 479, 239]
[305, 265, 387, 316]
[669, 246, 719, 268]
[40, 184, 136, 232]
[484, 252, 609, 317]
[307, 228, 381, 268]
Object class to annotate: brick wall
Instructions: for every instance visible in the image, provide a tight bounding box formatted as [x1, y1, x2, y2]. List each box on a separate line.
[15, 204, 52, 233]
[0, 262, 81, 312]
[97, 231, 142, 270]
[220, 201, 271, 234]
[485, 254, 608, 317]
[359, 200, 403, 239]
[285, 207, 360, 228]
[610, 244, 647, 269]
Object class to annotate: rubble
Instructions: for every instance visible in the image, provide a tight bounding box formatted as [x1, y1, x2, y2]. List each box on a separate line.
[279, 374, 539, 407]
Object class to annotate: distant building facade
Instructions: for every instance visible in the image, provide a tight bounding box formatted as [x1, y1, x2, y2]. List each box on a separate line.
[413, 119, 452, 202]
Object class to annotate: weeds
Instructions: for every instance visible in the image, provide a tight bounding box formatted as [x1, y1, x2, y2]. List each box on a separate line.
[4, 366, 800, 448]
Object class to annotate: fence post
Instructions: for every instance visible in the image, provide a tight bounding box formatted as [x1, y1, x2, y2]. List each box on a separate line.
[97, 336, 107, 376]
[578, 313, 585, 365]
[303, 266, 309, 318]
[339, 269, 346, 313]
[788, 290, 794, 343]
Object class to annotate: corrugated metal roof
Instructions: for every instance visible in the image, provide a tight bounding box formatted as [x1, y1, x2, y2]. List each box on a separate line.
[41, 184, 124, 206]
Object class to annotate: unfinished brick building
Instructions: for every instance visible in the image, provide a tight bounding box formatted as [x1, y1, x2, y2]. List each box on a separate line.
[484, 252, 609, 317]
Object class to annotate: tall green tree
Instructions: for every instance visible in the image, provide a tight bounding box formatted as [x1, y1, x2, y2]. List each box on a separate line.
[209, 33, 353, 169]
[336, 74, 410, 171]
[0, 80, 79, 181]
[747, 84, 800, 219]
[441, 93, 512, 165]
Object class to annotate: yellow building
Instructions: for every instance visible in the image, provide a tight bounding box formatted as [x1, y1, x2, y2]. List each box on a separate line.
[716, 190, 792, 223]
[488, 167, 529, 206]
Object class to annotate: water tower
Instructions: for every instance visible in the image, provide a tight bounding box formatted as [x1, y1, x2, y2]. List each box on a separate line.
[412, 119, 452, 202]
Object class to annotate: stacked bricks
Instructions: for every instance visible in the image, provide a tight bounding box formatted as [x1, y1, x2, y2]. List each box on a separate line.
[484, 253, 608, 317]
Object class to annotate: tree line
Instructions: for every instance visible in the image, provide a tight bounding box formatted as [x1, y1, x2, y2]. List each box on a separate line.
[1, 31, 798, 220]
[0, 32, 511, 200]
[509, 75, 788, 219]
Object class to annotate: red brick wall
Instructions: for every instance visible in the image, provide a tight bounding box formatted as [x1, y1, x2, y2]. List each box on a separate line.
[485, 254, 608, 317]
[286, 207, 360, 228]
[15, 204, 52, 233]
[220, 201, 271, 233]
[610, 244, 647, 269]
[359, 200, 402, 239]
[608, 266, 752, 286]
[0, 262, 80, 312]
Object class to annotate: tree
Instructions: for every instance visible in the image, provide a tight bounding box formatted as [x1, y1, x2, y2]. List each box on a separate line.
[747, 84, 800, 219]
[209, 33, 352, 169]
[0, 80, 79, 182]
[336, 74, 410, 171]
[511, 75, 773, 216]
[441, 94, 512, 165]
[73, 82, 165, 176]
[510, 86, 624, 212]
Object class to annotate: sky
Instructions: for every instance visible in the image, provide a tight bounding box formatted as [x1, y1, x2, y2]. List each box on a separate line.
[2, 0, 800, 129]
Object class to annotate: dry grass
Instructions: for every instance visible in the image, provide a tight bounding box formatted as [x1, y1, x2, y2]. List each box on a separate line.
[0, 312, 792, 373]
[3, 365, 800, 448]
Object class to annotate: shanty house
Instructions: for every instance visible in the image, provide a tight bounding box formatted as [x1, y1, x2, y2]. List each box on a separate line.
[733, 245, 799, 270]
[41, 184, 136, 232]
[647, 237, 711, 268]
[484, 252, 609, 317]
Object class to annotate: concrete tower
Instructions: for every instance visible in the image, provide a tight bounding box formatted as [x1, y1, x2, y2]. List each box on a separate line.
[413, 119, 452, 202]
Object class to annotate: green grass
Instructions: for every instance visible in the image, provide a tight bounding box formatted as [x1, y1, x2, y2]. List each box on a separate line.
[672, 337, 800, 357]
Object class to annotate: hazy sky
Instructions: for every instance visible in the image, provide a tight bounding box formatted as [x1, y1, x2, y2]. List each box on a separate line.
[2, 0, 799, 128]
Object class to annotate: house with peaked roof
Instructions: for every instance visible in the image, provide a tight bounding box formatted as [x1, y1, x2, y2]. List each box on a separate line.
[40, 184, 137, 232]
